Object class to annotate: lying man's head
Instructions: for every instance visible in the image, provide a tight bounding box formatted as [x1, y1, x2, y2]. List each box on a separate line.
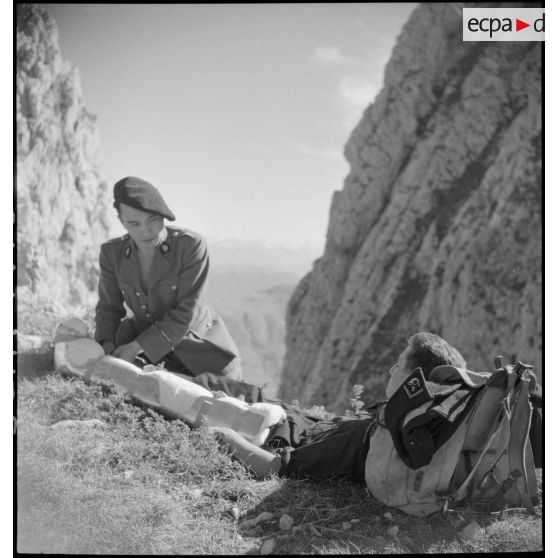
[385, 332, 466, 398]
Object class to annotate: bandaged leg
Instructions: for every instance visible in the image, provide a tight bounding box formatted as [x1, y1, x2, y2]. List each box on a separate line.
[52, 318, 285, 447]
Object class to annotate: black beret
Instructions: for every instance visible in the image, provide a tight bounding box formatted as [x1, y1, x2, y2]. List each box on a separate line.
[113, 176, 175, 221]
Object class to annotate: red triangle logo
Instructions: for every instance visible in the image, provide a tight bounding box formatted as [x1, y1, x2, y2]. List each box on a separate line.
[516, 19, 530, 31]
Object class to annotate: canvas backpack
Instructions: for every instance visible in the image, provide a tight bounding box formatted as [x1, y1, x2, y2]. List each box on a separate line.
[364, 358, 540, 517]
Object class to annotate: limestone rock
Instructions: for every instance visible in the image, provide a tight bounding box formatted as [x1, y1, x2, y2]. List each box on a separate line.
[241, 511, 274, 529]
[278, 513, 294, 531]
[280, 3, 541, 412]
[260, 538, 275, 555]
[16, 4, 111, 307]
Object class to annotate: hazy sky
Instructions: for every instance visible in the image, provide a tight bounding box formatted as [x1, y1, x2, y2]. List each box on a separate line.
[43, 3, 417, 252]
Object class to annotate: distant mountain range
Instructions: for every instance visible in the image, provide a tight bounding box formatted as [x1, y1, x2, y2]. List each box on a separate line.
[202, 240, 322, 397]
[204, 261, 300, 398]
[202, 238, 324, 396]
[207, 238, 322, 278]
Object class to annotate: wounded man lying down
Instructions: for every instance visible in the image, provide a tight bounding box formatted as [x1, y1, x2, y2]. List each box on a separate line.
[210, 332, 543, 515]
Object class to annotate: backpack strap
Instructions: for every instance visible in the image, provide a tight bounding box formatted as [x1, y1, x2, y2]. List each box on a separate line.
[384, 368, 433, 468]
[505, 370, 538, 514]
[446, 367, 514, 506]
[449, 364, 539, 514]
[449, 398, 511, 506]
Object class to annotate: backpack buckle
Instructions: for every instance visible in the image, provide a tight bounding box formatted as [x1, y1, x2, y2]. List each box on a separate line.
[439, 496, 450, 515]
[513, 361, 533, 376]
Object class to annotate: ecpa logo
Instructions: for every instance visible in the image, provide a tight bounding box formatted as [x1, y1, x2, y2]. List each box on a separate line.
[463, 8, 545, 42]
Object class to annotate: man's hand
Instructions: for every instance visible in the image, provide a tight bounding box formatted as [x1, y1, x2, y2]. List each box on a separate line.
[113, 341, 143, 363]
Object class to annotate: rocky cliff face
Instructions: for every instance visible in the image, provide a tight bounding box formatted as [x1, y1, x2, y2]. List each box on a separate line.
[280, 3, 542, 412]
[16, 4, 111, 306]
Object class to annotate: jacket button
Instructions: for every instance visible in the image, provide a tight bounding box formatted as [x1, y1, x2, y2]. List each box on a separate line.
[135, 291, 140, 296]
[146, 312, 151, 318]
[121, 290, 125, 295]
[141, 305, 146, 309]
[171, 285, 177, 290]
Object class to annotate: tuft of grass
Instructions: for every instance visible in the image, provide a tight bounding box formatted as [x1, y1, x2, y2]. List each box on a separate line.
[482, 515, 543, 552]
[17, 374, 259, 554]
[16, 287, 95, 338]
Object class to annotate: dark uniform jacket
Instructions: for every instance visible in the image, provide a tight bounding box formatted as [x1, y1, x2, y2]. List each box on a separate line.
[94, 226, 239, 376]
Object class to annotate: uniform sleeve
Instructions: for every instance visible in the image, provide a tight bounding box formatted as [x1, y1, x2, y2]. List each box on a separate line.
[94, 245, 126, 346]
[135, 235, 210, 363]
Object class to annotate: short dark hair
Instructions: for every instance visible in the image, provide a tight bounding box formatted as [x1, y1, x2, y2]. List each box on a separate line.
[405, 332, 466, 378]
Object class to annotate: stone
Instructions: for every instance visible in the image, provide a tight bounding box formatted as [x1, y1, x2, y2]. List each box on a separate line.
[278, 513, 294, 531]
[241, 511, 274, 529]
[260, 539, 275, 555]
[185, 488, 204, 500]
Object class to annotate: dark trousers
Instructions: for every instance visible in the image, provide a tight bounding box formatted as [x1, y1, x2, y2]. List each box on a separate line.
[115, 318, 243, 380]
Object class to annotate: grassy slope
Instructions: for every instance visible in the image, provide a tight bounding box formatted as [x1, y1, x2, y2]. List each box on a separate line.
[16, 300, 543, 554]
